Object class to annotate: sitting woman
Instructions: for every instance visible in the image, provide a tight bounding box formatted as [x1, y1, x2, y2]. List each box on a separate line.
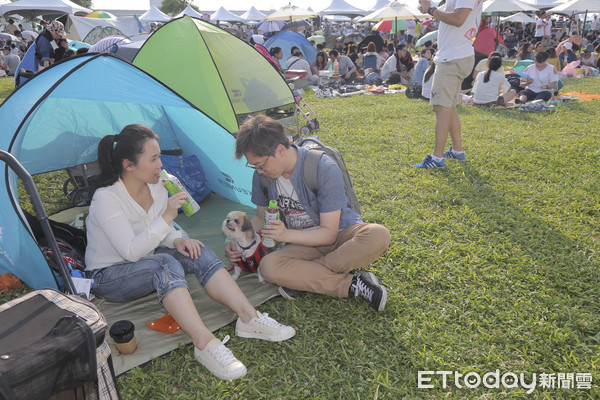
[518, 51, 558, 103]
[472, 56, 516, 107]
[421, 61, 436, 101]
[579, 44, 595, 67]
[310, 50, 328, 76]
[412, 48, 433, 87]
[362, 42, 383, 73]
[85, 124, 295, 381]
[516, 42, 534, 63]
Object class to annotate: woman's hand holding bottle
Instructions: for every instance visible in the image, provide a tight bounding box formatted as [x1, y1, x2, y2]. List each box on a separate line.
[163, 192, 188, 224]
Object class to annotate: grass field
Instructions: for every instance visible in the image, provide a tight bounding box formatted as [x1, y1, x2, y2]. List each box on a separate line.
[0, 75, 599, 399]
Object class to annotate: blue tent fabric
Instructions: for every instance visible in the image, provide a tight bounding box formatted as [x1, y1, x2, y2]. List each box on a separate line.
[14, 42, 37, 87]
[264, 31, 318, 70]
[0, 53, 254, 289]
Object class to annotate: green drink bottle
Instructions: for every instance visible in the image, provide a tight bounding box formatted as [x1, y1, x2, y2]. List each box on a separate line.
[262, 200, 279, 248]
[160, 170, 200, 217]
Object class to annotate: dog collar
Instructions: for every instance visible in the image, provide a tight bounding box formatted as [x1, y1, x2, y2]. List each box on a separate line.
[237, 239, 257, 250]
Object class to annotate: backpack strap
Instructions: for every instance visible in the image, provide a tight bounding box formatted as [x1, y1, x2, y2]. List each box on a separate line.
[303, 150, 324, 195]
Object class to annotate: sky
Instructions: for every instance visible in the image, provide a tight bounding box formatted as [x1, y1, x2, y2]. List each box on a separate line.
[94, 0, 383, 12]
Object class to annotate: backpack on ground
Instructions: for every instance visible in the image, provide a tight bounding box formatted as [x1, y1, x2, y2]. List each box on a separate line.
[260, 137, 361, 215]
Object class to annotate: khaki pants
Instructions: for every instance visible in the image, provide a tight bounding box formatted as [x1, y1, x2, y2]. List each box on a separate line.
[259, 223, 391, 298]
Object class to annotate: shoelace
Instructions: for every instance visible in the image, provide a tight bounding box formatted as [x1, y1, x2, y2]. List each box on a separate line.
[256, 312, 282, 328]
[353, 278, 374, 302]
[212, 335, 236, 366]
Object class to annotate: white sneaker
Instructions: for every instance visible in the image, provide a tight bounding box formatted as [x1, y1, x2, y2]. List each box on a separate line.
[235, 311, 296, 342]
[194, 335, 247, 380]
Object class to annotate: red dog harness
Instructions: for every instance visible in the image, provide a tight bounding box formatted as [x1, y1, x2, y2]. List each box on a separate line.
[230, 240, 267, 273]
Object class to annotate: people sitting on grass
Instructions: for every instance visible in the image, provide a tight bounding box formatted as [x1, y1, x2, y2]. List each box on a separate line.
[421, 62, 436, 101]
[472, 56, 516, 107]
[328, 49, 357, 83]
[579, 44, 595, 67]
[545, 47, 561, 72]
[228, 115, 391, 312]
[362, 41, 383, 73]
[310, 50, 328, 76]
[518, 52, 558, 103]
[516, 42, 534, 62]
[85, 124, 296, 381]
[558, 41, 578, 69]
[1, 41, 20, 76]
[381, 44, 414, 85]
[286, 49, 319, 87]
[412, 48, 433, 87]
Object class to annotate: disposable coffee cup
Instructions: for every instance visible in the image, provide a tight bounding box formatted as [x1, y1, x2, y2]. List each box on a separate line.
[109, 320, 137, 355]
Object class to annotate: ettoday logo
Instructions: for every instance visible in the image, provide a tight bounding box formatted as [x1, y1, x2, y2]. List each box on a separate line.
[418, 370, 593, 394]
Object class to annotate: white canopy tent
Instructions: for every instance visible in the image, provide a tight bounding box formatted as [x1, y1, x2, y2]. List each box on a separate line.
[210, 7, 246, 23]
[139, 6, 170, 23]
[174, 5, 204, 19]
[482, 0, 539, 13]
[500, 11, 537, 23]
[241, 6, 266, 21]
[0, 0, 91, 19]
[318, 0, 367, 18]
[67, 15, 144, 41]
[322, 14, 352, 22]
[548, 0, 600, 13]
[360, 0, 427, 22]
[368, 0, 392, 13]
[521, 0, 562, 8]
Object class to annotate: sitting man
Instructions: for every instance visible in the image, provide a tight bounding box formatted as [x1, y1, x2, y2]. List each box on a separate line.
[328, 49, 357, 83]
[381, 44, 414, 85]
[227, 115, 391, 312]
[285, 49, 319, 88]
[1, 42, 20, 76]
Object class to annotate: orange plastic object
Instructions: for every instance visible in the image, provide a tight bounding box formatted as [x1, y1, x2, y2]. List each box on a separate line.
[146, 314, 181, 333]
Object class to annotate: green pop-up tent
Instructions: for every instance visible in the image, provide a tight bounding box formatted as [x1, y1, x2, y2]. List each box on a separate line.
[133, 15, 296, 134]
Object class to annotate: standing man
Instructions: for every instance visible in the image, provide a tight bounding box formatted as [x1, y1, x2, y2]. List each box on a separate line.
[414, 0, 483, 168]
[542, 13, 552, 48]
[35, 20, 66, 71]
[535, 12, 548, 44]
[228, 115, 391, 312]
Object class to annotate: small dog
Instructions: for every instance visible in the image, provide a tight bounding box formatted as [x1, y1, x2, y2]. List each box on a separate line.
[222, 211, 266, 281]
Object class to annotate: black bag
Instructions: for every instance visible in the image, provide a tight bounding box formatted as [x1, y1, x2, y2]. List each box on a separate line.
[405, 84, 422, 99]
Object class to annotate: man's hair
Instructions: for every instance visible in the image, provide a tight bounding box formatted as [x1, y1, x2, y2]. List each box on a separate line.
[235, 115, 290, 159]
[329, 49, 339, 57]
[396, 44, 406, 52]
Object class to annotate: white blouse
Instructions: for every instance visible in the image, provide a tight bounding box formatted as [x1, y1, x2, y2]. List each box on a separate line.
[85, 178, 183, 270]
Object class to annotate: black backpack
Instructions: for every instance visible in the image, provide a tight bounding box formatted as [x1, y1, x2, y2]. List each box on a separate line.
[405, 84, 422, 99]
[260, 137, 361, 215]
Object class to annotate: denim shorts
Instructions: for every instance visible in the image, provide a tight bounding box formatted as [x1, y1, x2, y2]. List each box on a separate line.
[89, 247, 225, 303]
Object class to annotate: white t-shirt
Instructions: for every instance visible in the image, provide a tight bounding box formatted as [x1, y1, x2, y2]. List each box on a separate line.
[592, 17, 598, 31]
[535, 18, 546, 37]
[524, 63, 558, 93]
[543, 19, 552, 36]
[85, 179, 184, 270]
[434, 0, 483, 62]
[472, 69, 510, 104]
[422, 70, 434, 98]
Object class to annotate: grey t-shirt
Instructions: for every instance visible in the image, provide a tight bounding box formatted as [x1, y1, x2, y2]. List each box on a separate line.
[337, 55, 355, 75]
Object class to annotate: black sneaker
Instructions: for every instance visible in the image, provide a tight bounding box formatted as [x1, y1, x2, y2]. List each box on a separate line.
[278, 286, 305, 300]
[350, 272, 387, 312]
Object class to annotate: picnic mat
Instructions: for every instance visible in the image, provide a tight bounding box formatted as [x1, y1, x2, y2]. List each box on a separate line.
[560, 91, 600, 101]
[50, 194, 279, 376]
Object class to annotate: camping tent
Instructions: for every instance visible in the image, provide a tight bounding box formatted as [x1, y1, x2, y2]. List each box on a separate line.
[139, 6, 170, 23]
[133, 15, 296, 134]
[67, 15, 144, 41]
[0, 0, 91, 19]
[0, 53, 254, 289]
[263, 30, 318, 69]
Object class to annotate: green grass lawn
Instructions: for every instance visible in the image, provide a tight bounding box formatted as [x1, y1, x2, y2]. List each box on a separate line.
[0, 75, 599, 399]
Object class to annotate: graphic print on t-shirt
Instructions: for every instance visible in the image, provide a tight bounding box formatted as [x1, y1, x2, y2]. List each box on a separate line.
[276, 176, 317, 231]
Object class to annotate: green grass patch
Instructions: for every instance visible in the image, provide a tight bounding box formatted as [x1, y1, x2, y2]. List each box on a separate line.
[0, 74, 599, 399]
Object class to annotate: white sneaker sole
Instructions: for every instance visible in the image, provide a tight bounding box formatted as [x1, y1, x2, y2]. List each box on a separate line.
[236, 326, 296, 342]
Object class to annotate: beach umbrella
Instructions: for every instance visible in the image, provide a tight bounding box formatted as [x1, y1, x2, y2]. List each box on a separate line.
[265, 3, 318, 22]
[307, 34, 325, 43]
[415, 29, 438, 46]
[88, 35, 131, 53]
[359, 0, 427, 21]
[500, 12, 537, 23]
[84, 10, 116, 19]
[373, 19, 408, 32]
[257, 20, 285, 32]
[282, 19, 311, 31]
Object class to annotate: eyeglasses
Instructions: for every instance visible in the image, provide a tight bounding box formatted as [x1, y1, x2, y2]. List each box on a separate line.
[246, 155, 270, 171]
